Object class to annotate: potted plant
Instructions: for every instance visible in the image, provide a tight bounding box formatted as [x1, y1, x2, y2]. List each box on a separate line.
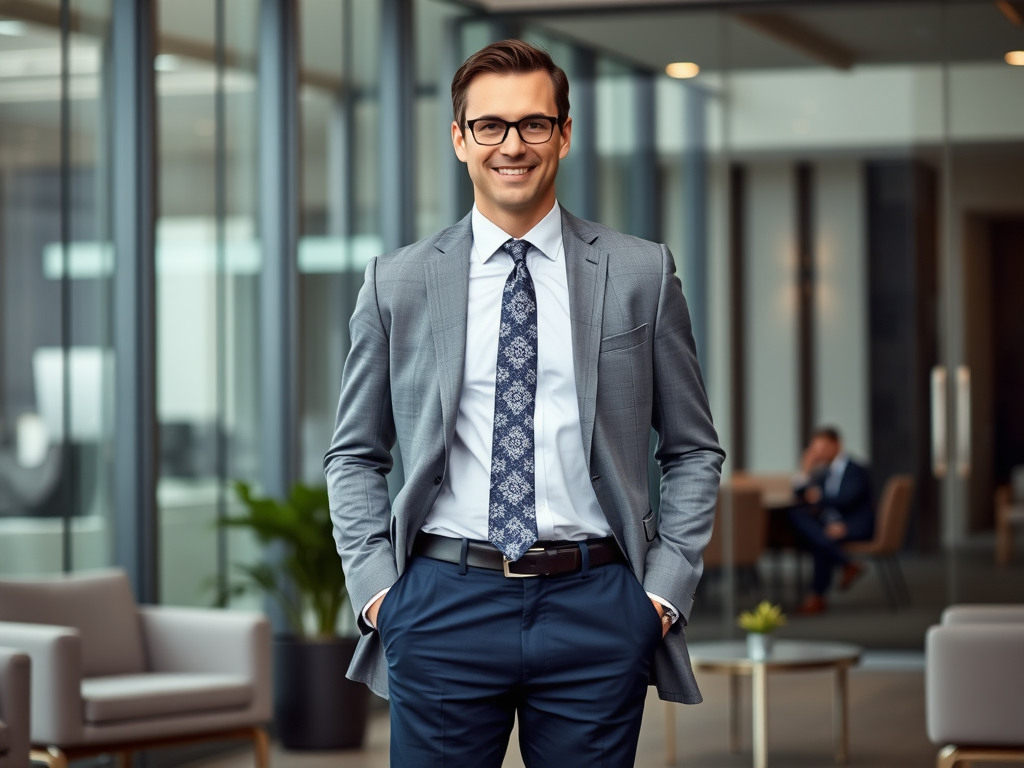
[218, 481, 369, 750]
[737, 601, 787, 660]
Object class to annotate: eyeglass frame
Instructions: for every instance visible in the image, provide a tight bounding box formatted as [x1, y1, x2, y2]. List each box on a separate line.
[464, 114, 563, 146]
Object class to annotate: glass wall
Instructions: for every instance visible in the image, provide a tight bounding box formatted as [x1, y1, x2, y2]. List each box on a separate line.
[156, 0, 261, 606]
[4, 0, 1020, 645]
[0, 0, 115, 576]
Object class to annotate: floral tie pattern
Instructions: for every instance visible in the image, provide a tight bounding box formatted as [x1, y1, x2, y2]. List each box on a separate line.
[488, 238, 539, 561]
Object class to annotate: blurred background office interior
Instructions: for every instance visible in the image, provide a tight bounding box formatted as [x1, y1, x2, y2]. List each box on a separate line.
[0, 0, 1023, 763]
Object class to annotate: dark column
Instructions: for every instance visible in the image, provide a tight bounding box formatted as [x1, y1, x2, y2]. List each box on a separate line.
[683, 84, 709, 370]
[440, 16, 473, 225]
[258, 0, 299, 500]
[380, 0, 415, 253]
[795, 162, 815, 448]
[866, 160, 939, 549]
[729, 164, 747, 471]
[564, 46, 597, 221]
[629, 70, 657, 241]
[112, 0, 158, 603]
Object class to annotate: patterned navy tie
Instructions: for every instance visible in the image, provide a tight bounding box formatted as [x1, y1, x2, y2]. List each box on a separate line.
[488, 238, 539, 561]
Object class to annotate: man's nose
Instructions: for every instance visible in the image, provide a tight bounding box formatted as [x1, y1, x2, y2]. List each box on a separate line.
[501, 127, 526, 155]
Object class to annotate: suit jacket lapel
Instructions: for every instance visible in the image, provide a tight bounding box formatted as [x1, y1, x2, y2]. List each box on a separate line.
[424, 214, 472, 455]
[562, 210, 607, 469]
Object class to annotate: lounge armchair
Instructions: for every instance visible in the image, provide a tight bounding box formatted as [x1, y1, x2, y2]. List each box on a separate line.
[0, 647, 29, 768]
[926, 605, 1024, 767]
[0, 569, 271, 768]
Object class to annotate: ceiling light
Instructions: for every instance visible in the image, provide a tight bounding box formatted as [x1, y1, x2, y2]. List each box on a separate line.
[1006, 50, 1024, 65]
[0, 20, 27, 36]
[665, 62, 700, 79]
[154, 54, 180, 72]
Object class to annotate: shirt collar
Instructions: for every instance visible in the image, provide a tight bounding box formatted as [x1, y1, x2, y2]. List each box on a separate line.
[471, 202, 562, 264]
[831, 454, 850, 474]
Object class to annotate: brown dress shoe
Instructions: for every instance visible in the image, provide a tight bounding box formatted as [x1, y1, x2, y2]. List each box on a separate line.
[839, 562, 866, 591]
[795, 594, 827, 615]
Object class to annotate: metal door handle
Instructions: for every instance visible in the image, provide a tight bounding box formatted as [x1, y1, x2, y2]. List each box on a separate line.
[956, 366, 971, 478]
[931, 367, 947, 479]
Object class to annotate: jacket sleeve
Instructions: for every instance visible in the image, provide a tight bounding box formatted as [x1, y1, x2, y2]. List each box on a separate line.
[643, 245, 725, 623]
[324, 258, 400, 635]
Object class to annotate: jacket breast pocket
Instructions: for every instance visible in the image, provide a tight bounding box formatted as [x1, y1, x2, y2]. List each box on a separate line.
[600, 323, 649, 354]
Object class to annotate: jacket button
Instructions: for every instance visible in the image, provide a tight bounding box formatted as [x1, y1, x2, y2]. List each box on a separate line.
[434, 475, 443, 485]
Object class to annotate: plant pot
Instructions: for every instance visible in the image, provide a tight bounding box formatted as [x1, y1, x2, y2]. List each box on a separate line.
[273, 635, 369, 750]
[746, 632, 775, 660]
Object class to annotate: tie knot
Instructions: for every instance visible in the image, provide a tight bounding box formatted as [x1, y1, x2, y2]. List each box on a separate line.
[501, 238, 532, 266]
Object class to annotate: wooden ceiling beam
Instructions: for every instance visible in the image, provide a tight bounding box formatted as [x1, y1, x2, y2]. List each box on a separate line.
[734, 12, 856, 70]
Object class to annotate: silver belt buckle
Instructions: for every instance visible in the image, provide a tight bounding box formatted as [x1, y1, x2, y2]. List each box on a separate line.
[503, 547, 545, 578]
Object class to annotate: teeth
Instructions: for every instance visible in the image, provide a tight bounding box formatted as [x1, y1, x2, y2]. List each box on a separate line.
[497, 167, 529, 175]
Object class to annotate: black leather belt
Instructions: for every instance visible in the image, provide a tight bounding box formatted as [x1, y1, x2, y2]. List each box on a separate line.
[413, 533, 627, 577]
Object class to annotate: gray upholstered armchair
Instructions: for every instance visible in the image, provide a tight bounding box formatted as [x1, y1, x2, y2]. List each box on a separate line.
[0, 647, 30, 768]
[926, 605, 1024, 768]
[0, 569, 271, 768]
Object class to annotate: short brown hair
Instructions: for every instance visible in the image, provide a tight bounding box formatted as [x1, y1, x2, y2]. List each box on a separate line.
[451, 39, 570, 131]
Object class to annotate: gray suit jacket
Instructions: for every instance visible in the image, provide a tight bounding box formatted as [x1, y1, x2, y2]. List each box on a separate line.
[324, 209, 724, 704]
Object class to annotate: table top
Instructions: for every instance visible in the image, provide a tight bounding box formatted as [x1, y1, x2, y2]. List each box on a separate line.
[689, 640, 863, 671]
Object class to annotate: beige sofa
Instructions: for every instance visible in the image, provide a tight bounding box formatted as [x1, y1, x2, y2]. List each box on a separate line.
[926, 605, 1024, 767]
[0, 647, 29, 768]
[0, 569, 271, 768]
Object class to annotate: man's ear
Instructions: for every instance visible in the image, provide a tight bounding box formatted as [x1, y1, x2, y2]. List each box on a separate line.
[452, 121, 468, 163]
[558, 116, 572, 160]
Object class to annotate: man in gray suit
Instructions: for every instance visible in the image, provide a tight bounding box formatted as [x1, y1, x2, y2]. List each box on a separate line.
[325, 39, 723, 767]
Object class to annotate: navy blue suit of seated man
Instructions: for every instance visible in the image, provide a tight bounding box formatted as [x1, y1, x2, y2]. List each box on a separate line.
[788, 426, 873, 615]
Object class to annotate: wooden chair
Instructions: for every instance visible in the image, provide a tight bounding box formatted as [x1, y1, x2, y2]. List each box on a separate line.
[703, 485, 767, 593]
[843, 475, 914, 610]
[995, 466, 1024, 566]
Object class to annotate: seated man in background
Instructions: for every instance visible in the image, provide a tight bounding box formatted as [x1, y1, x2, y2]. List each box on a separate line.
[788, 426, 874, 615]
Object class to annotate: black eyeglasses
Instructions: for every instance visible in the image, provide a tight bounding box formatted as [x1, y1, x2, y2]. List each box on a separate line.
[465, 115, 560, 146]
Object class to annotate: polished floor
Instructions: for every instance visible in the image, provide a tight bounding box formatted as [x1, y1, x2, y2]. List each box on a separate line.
[177, 541, 1022, 768]
[192, 663, 939, 768]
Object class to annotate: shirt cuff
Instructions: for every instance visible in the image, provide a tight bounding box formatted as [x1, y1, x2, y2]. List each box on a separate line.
[646, 592, 680, 625]
[362, 588, 390, 629]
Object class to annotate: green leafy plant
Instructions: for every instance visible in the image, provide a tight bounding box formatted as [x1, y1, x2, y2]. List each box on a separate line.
[217, 481, 347, 640]
[737, 601, 787, 634]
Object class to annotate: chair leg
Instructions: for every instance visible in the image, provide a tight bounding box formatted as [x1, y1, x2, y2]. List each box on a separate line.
[888, 556, 912, 606]
[251, 726, 270, 768]
[116, 750, 134, 768]
[874, 557, 899, 611]
[30, 747, 68, 768]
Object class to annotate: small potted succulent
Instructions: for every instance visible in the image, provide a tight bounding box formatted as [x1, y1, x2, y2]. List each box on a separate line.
[737, 601, 787, 660]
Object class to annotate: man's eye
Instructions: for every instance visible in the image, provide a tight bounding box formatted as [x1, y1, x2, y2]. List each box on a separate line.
[524, 121, 544, 131]
[478, 122, 503, 132]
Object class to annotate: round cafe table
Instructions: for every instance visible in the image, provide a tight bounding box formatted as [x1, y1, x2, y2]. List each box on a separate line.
[664, 640, 862, 768]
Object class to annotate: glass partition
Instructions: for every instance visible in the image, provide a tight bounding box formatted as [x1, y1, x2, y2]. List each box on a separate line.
[0, 0, 115, 577]
[156, 0, 261, 606]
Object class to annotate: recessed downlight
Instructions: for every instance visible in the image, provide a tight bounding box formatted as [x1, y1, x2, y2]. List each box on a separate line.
[1006, 50, 1024, 66]
[665, 62, 700, 79]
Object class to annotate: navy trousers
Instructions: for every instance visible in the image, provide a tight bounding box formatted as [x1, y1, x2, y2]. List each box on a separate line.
[788, 506, 873, 595]
[375, 550, 664, 767]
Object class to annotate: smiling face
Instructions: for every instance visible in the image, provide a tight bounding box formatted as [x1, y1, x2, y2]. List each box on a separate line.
[452, 70, 572, 237]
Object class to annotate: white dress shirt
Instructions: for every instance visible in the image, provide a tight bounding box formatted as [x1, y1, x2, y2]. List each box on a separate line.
[365, 201, 678, 625]
[422, 202, 609, 541]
